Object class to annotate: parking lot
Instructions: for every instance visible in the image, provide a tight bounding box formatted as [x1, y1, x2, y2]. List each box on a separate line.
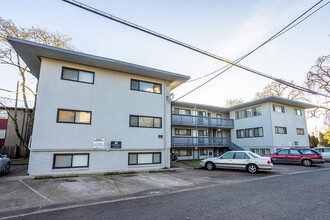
[1, 162, 330, 219]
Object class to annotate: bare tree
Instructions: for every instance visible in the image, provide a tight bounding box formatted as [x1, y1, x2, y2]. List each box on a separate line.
[225, 98, 244, 107]
[305, 55, 330, 126]
[0, 17, 77, 151]
[255, 79, 308, 101]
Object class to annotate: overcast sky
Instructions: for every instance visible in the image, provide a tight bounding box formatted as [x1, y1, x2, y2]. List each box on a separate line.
[0, 0, 329, 132]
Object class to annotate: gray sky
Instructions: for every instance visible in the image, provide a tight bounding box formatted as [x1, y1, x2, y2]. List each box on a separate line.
[0, 0, 329, 132]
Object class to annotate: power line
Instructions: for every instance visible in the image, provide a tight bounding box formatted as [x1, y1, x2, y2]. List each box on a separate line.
[186, 0, 329, 84]
[0, 96, 35, 103]
[0, 87, 34, 95]
[63, 0, 330, 100]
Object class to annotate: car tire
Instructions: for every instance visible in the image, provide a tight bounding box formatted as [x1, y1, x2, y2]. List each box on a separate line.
[206, 162, 215, 171]
[247, 164, 258, 174]
[4, 163, 10, 174]
[302, 159, 312, 167]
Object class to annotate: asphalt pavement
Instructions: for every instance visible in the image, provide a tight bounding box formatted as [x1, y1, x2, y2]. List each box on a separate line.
[1, 162, 330, 219]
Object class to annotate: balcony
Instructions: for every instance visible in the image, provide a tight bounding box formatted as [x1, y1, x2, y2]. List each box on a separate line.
[171, 136, 229, 148]
[171, 114, 234, 128]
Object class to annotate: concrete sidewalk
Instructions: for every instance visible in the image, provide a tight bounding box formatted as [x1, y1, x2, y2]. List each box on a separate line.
[1, 162, 329, 219]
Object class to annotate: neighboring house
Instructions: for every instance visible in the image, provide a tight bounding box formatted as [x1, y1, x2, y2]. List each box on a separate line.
[171, 97, 316, 160]
[0, 108, 31, 147]
[8, 37, 189, 175]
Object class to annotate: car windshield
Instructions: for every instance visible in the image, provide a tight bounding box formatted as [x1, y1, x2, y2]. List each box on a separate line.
[249, 152, 261, 158]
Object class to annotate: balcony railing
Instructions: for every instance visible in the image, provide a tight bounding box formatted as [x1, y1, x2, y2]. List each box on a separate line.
[171, 114, 234, 128]
[171, 136, 229, 147]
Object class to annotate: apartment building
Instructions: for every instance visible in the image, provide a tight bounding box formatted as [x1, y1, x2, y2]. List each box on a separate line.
[8, 37, 189, 175]
[171, 97, 316, 160]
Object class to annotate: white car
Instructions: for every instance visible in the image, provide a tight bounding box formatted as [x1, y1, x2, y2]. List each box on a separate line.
[200, 151, 273, 174]
[0, 154, 11, 174]
[313, 148, 330, 162]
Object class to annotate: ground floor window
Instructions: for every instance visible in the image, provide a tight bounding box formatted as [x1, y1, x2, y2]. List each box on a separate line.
[200, 149, 208, 156]
[53, 154, 89, 169]
[173, 149, 192, 156]
[250, 148, 270, 155]
[128, 152, 161, 165]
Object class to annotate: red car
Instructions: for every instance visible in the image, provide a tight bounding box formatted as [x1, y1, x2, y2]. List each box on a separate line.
[262, 148, 325, 167]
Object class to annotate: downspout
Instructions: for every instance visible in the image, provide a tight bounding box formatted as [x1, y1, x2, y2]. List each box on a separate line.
[164, 81, 170, 168]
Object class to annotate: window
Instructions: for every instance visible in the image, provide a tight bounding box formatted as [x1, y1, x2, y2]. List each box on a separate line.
[297, 128, 305, 135]
[277, 150, 289, 155]
[53, 154, 89, 169]
[128, 153, 161, 165]
[173, 108, 191, 115]
[0, 129, 6, 139]
[273, 105, 285, 113]
[275, 126, 287, 134]
[130, 115, 162, 128]
[250, 148, 260, 154]
[236, 129, 244, 138]
[260, 148, 270, 155]
[174, 149, 192, 156]
[254, 127, 264, 137]
[200, 149, 208, 156]
[0, 110, 8, 119]
[62, 67, 94, 84]
[294, 141, 299, 146]
[131, 79, 161, 94]
[235, 106, 261, 119]
[174, 129, 191, 136]
[245, 128, 253, 138]
[57, 109, 91, 124]
[289, 150, 301, 155]
[300, 149, 318, 155]
[234, 152, 249, 159]
[221, 152, 235, 159]
[294, 109, 302, 116]
[216, 114, 222, 118]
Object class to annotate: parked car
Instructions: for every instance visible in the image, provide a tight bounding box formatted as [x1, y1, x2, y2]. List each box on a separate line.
[313, 147, 330, 162]
[200, 151, 273, 174]
[0, 154, 11, 174]
[262, 148, 325, 166]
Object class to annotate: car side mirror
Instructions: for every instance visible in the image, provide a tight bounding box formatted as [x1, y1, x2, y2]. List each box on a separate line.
[3, 155, 7, 158]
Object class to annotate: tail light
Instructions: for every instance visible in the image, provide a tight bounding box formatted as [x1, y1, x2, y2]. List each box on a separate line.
[267, 160, 271, 164]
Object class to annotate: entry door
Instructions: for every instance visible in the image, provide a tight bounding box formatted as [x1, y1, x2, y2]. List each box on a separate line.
[274, 149, 290, 163]
[198, 130, 207, 145]
[215, 151, 235, 168]
[197, 111, 205, 125]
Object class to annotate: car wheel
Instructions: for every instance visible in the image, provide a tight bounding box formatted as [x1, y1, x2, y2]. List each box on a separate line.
[4, 163, 10, 174]
[302, 159, 312, 167]
[206, 162, 215, 171]
[247, 164, 258, 174]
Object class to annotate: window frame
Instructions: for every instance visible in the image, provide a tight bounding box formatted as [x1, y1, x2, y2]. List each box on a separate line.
[130, 79, 162, 94]
[200, 149, 208, 156]
[129, 115, 162, 128]
[273, 105, 285, 113]
[173, 108, 191, 115]
[236, 129, 244, 138]
[128, 152, 162, 165]
[244, 128, 254, 138]
[254, 127, 264, 137]
[53, 153, 90, 169]
[294, 109, 303, 116]
[275, 126, 287, 134]
[61, 67, 95, 84]
[174, 129, 191, 136]
[296, 128, 305, 135]
[57, 109, 92, 124]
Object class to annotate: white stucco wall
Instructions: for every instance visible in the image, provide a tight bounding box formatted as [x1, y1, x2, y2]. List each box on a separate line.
[28, 58, 172, 175]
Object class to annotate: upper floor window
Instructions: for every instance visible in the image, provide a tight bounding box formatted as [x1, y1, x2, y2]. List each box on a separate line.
[254, 127, 264, 137]
[245, 128, 253, 138]
[174, 129, 191, 136]
[62, 67, 94, 84]
[131, 79, 161, 94]
[236, 129, 244, 138]
[297, 128, 305, 135]
[173, 108, 191, 115]
[275, 126, 287, 134]
[57, 109, 91, 124]
[235, 106, 261, 119]
[294, 109, 303, 116]
[130, 115, 162, 128]
[273, 105, 285, 113]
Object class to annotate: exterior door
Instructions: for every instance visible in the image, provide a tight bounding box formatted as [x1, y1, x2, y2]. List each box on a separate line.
[197, 111, 205, 125]
[198, 130, 207, 145]
[288, 149, 303, 163]
[232, 152, 250, 169]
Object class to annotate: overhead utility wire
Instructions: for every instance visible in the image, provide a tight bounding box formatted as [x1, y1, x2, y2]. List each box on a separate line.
[186, 0, 329, 84]
[62, 0, 330, 99]
[0, 87, 34, 94]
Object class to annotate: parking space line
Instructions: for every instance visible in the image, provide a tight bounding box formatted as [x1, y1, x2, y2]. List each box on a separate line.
[95, 176, 123, 195]
[6, 166, 330, 220]
[18, 180, 53, 204]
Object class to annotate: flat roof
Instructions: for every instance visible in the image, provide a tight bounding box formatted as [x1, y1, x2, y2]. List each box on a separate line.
[7, 37, 190, 89]
[172, 96, 317, 112]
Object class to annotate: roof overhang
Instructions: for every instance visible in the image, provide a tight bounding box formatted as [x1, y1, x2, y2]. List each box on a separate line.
[227, 96, 318, 111]
[7, 37, 190, 89]
[172, 101, 229, 113]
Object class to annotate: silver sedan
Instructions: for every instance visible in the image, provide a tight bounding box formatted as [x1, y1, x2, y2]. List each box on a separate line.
[0, 154, 11, 174]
